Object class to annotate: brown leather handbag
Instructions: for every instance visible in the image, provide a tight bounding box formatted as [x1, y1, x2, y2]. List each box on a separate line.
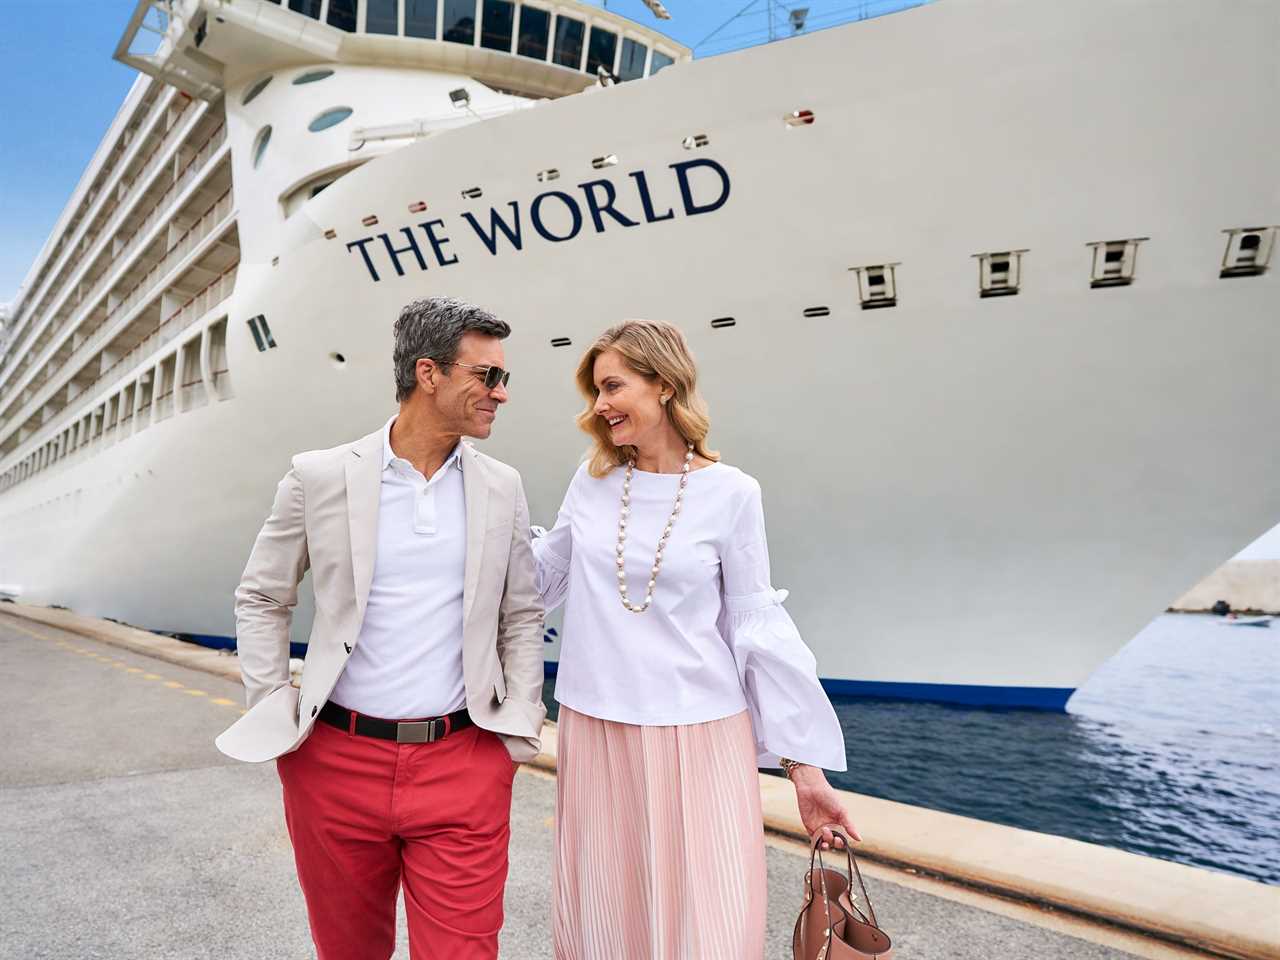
[793, 826, 892, 960]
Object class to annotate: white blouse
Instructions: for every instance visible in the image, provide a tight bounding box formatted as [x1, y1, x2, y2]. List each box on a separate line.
[532, 461, 847, 771]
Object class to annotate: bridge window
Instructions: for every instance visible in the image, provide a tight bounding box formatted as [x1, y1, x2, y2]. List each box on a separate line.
[367, 0, 398, 34]
[326, 0, 357, 30]
[481, 0, 514, 51]
[443, 0, 477, 44]
[618, 38, 647, 81]
[288, 0, 322, 19]
[586, 26, 617, 77]
[553, 15, 584, 69]
[651, 50, 674, 75]
[405, 0, 437, 38]
[517, 5, 550, 59]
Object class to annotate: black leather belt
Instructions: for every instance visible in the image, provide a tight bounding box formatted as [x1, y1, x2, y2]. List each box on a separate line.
[319, 701, 472, 743]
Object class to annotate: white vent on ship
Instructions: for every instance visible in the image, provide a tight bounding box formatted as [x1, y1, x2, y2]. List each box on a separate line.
[682, 134, 710, 150]
[803, 307, 830, 318]
[1220, 227, 1276, 278]
[537, 169, 561, 183]
[973, 250, 1027, 298]
[550, 337, 573, 348]
[591, 155, 619, 169]
[710, 317, 736, 329]
[785, 110, 815, 127]
[849, 264, 899, 310]
[1087, 238, 1146, 288]
[462, 187, 483, 200]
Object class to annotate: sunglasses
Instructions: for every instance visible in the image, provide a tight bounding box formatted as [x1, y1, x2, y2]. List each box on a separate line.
[438, 360, 511, 390]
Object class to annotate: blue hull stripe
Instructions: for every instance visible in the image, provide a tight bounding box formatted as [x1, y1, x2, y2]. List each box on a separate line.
[175, 640, 1071, 712]
[544, 661, 1072, 712]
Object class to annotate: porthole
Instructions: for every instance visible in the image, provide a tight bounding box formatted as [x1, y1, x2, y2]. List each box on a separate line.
[293, 68, 334, 85]
[242, 75, 273, 106]
[252, 125, 272, 169]
[308, 107, 353, 132]
[330, 352, 347, 367]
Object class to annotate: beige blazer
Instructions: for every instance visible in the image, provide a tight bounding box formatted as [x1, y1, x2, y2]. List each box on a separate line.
[215, 426, 547, 763]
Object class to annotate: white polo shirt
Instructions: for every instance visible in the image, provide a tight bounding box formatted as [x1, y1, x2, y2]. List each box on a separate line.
[330, 416, 468, 719]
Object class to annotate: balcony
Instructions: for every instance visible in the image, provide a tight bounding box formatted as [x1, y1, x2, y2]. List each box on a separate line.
[0, 189, 236, 454]
[3, 86, 188, 359]
[0, 264, 238, 479]
[0, 100, 215, 392]
[0, 122, 228, 413]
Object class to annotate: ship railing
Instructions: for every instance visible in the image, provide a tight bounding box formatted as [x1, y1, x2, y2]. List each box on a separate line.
[2, 93, 195, 371]
[0, 189, 234, 446]
[83, 265, 237, 416]
[4, 88, 189, 355]
[0, 265, 237, 480]
[34, 266, 237, 473]
[0, 116, 223, 400]
[0, 124, 228, 411]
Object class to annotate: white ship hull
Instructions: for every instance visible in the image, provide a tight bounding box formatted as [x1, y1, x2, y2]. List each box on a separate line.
[2, 0, 1277, 709]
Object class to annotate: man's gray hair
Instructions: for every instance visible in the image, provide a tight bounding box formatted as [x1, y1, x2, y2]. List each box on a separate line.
[392, 297, 510, 402]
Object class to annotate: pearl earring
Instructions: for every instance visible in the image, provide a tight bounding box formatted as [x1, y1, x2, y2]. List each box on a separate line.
[660, 395, 669, 405]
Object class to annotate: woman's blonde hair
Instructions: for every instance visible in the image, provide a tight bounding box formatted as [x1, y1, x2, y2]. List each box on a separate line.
[574, 319, 719, 478]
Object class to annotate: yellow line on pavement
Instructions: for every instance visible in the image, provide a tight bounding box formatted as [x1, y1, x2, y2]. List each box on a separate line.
[5, 614, 246, 713]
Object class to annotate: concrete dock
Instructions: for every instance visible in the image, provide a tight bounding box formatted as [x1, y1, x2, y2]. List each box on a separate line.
[1, 607, 1274, 960]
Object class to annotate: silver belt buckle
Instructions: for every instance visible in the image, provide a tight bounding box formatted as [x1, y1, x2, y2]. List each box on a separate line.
[396, 720, 437, 743]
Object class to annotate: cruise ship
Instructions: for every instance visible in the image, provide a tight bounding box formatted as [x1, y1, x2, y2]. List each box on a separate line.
[0, 0, 1276, 710]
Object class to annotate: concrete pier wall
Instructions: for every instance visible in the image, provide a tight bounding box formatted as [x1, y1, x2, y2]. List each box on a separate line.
[1171, 560, 1280, 614]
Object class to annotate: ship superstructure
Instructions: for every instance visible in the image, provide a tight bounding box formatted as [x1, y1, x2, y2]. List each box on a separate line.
[1, 0, 1276, 710]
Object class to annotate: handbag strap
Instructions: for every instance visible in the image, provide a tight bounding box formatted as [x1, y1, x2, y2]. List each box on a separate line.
[805, 830, 837, 952]
[809, 824, 879, 930]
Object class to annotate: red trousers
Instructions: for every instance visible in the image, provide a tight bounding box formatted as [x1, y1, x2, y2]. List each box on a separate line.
[276, 716, 517, 960]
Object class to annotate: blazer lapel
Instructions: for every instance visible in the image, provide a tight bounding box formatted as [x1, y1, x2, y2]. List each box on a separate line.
[461, 444, 490, 628]
[345, 430, 384, 623]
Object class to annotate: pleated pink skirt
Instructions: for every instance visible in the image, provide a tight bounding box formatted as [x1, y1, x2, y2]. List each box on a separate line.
[552, 705, 767, 960]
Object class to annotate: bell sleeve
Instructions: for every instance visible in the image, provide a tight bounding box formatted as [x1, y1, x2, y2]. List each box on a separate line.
[720, 480, 847, 771]
[530, 471, 577, 613]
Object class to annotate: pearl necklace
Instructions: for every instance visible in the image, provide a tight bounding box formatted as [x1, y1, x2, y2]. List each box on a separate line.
[617, 442, 695, 614]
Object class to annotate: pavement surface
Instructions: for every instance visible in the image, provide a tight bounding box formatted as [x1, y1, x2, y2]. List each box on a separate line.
[1, 613, 1212, 960]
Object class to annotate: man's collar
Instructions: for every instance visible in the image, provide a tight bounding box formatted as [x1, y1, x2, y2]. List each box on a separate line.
[382, 415, 463, 474]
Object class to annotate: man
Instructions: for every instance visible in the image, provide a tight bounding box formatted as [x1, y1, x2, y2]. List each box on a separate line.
[216, 297, 546, 960]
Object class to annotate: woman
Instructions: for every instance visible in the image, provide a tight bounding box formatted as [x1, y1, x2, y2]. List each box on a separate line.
[532, 319, 857, 960]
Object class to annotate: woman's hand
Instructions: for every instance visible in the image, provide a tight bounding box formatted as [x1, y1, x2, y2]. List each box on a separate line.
[789, 764, 861, 849]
